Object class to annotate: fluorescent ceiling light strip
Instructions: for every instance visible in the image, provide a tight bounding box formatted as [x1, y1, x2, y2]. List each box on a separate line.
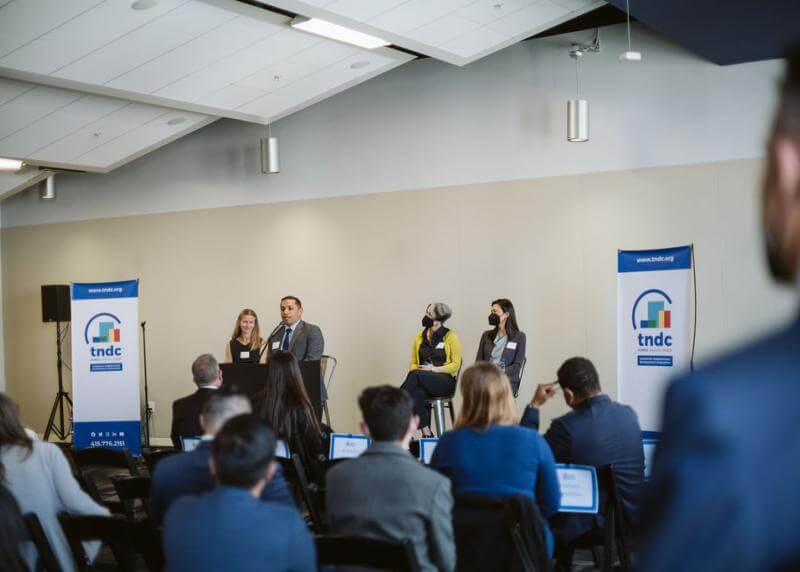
[291, 17, 389, 50]
[0, 158, 24, 171]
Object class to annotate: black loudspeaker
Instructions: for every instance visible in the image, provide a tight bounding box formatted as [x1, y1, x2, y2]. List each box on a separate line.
[41, 285, 70, 323]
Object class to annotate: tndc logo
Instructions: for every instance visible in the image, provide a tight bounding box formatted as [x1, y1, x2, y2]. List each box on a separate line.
[631, 289, 673, 348]
[84, 313, 123, 358]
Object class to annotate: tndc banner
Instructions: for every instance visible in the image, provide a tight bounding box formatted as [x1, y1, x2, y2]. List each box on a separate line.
[617, 246, 692, 433]
[71, 280, 141, 454]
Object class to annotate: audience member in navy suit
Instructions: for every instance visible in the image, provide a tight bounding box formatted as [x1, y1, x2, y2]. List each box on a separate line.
[151, 393, 293, 524]
[638, 46, 800, 572]
[163, 414, 315, 572]
[430, 362, 560, 557]
[521, 357, 643, 565]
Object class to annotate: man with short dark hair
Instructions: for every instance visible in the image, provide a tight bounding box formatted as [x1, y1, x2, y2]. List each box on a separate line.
[522, 357, 643, 557]
[151, 394, 293, 524]
[163, 414, 315, 572]
[638, 45, 800, 572]
[170, 353, 221, 448]
[326, 385, 455, 572]
[265, 296, 324, 361]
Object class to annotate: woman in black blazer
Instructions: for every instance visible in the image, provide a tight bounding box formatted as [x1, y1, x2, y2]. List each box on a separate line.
[476, 298, 527, 395]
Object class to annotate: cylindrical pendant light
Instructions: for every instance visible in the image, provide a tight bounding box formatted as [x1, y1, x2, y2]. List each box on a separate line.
[567, 99, 589, 142]
[260, 136, 280, 174]
[39, 174, 56, 200]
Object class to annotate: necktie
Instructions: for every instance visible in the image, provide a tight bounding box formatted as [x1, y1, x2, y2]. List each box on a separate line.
[281, 328, 292, 350]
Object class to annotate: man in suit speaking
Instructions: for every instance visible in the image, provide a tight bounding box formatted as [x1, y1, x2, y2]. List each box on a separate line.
[266, 296, 324, 362]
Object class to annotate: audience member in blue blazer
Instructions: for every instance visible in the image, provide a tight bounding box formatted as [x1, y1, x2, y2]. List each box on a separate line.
[163, 414, 315, 572]
[430, 362, 560, 557]
[522, 357, 644, 560]
[639, 48, 800, 572]
[151, 393, 293, 524]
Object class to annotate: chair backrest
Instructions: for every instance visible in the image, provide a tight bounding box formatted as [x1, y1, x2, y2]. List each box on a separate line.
[112, 476, 151, 521]
[23, 513, 61, 572]
[514, 357, 528, 398]
[595, 465, 632, 571]
[315, 535, 421, 572]
[452, 492, 550, 572]
[58, 514, 163, 572]
[276, 453, 326, 533]
[70, 447, 140, 476]
[143, 449, 179, 474]
[320, 355, 337, 391]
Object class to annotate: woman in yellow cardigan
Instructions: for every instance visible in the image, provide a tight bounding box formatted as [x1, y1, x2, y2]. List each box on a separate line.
[400, 302, 462, 435]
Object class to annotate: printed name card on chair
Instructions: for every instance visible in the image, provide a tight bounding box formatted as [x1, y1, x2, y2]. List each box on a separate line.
[180, 436, 202, 452]
[275, 439, 291, 459]
[419, 438, 438, 464]
[328, 434, 371, 460]
[556, 464, 598, 513]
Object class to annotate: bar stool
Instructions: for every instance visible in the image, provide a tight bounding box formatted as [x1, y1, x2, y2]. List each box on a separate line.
[425, 366, 461, 437]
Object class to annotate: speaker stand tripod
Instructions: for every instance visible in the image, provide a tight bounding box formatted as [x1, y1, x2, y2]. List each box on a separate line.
[44, 320, 72, 442]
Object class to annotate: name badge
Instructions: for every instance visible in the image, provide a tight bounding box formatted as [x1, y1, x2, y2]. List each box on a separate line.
[240, 351, 250, 359]
[556, 464, 598, 513]
[275, 439, 290, 459]
[507, 342, 517, 350]
[435, 342, 445, 349]
[419, 438, 439, 465]
[271, 341, 280, 350]
[328, 433, 371, 460]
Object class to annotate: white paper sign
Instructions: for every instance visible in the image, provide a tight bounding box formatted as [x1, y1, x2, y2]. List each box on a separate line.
[328, 433, 371, 460]
[275, 439, 290, 459]
[180, 436, 202, 452]
[419, 438, 438, 464]
[556, 464, 598, 513]
[643, 437, 658, 480]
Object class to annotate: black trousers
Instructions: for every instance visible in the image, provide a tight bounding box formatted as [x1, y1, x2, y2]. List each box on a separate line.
[400, 370, 456, 428]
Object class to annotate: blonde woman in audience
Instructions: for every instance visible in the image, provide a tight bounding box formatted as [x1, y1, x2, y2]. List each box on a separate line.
[224, 308, 267, 364]
[429, 362, 560, 557]
[0, 393, 108, 572]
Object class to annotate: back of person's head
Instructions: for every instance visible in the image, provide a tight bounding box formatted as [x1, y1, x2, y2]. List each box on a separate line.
[430, 302, 452, 322]
[557, 357, 601, 400]
[201, 394, 251, 435]
[192, 354, 219, 387]
[212, 414, 276, 489]
[0, 484, 29, 572]
[255, 351, 320, 439]
[0, 393, 33, 481]
[358, 385, 414, 441]
[455, 362, 516, 430]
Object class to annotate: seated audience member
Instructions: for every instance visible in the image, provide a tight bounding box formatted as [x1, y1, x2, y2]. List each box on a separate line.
[151, 393, 293, 524]
[253, 351, 324, 481]
[163, 414, 315, 572]
[171, 353, 222, 448]
[0, 483, 30, 572]
[400, 303, 462, 435]
[326, 385, 455, 572]
[638, 45, 800, 572]
[523, 357, 644, 562]
[430, 363, 560, 557]
[475, 298, 527, 395]
[0, 393, 108, 572]
[224, 308, 267, 364]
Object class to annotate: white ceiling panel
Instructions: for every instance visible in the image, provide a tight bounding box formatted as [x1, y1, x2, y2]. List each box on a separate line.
[263, 0, 605, 66]
[0, 79, 214, 173]
[0, 77, 33, 105]
[236, 92, 303, 117]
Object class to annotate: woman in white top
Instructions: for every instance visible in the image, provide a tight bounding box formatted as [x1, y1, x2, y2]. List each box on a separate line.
[0, 393, 108, 572]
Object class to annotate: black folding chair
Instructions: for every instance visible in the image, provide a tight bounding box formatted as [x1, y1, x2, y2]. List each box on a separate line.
[513, 356, 528, 399]
[70, 448, 140, 476]
[112, 476, 151, 521]
[69, 448, 140, 515]
[276, 454, 326, 533]
[315, 535, 420, 572]
[58, 513, 163, 572]
[23, 513, 61, 572]
[557, 465, 633, 572]
[143, 449, 178, 475]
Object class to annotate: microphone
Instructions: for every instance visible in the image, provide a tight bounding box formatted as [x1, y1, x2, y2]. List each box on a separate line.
[140, 321, 146, 328]
[268, 321, 284, 338]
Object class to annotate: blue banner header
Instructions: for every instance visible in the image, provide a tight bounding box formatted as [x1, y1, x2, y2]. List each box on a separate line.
[618, 246, 692, 273]
[72, 280, 139, 300]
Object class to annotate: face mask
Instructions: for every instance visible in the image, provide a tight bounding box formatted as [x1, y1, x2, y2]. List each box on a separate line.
[488, 314, 501, 327]
[422, 316, 434, 328]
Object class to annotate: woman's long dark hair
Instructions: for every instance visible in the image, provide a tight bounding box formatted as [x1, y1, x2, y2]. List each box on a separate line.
[0, 484, 29, 572]
[0, 393, 33, 482]
[254, 351, 321, 446]
[491, 298, 520, 340]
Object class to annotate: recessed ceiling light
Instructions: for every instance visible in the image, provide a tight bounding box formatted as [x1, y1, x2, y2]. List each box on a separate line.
[131, 0, 158, 10]
[0, 158, 25, 172]
[350, 60, 371, 70]
[291, 17, 389, 50]
[167, 117, 186, 126]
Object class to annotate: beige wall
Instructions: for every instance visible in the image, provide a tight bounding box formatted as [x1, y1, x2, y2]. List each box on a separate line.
[3, 157, 795, 439]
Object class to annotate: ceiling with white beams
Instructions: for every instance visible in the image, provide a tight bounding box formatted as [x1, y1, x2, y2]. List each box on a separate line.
[260, 0, 604, 66]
